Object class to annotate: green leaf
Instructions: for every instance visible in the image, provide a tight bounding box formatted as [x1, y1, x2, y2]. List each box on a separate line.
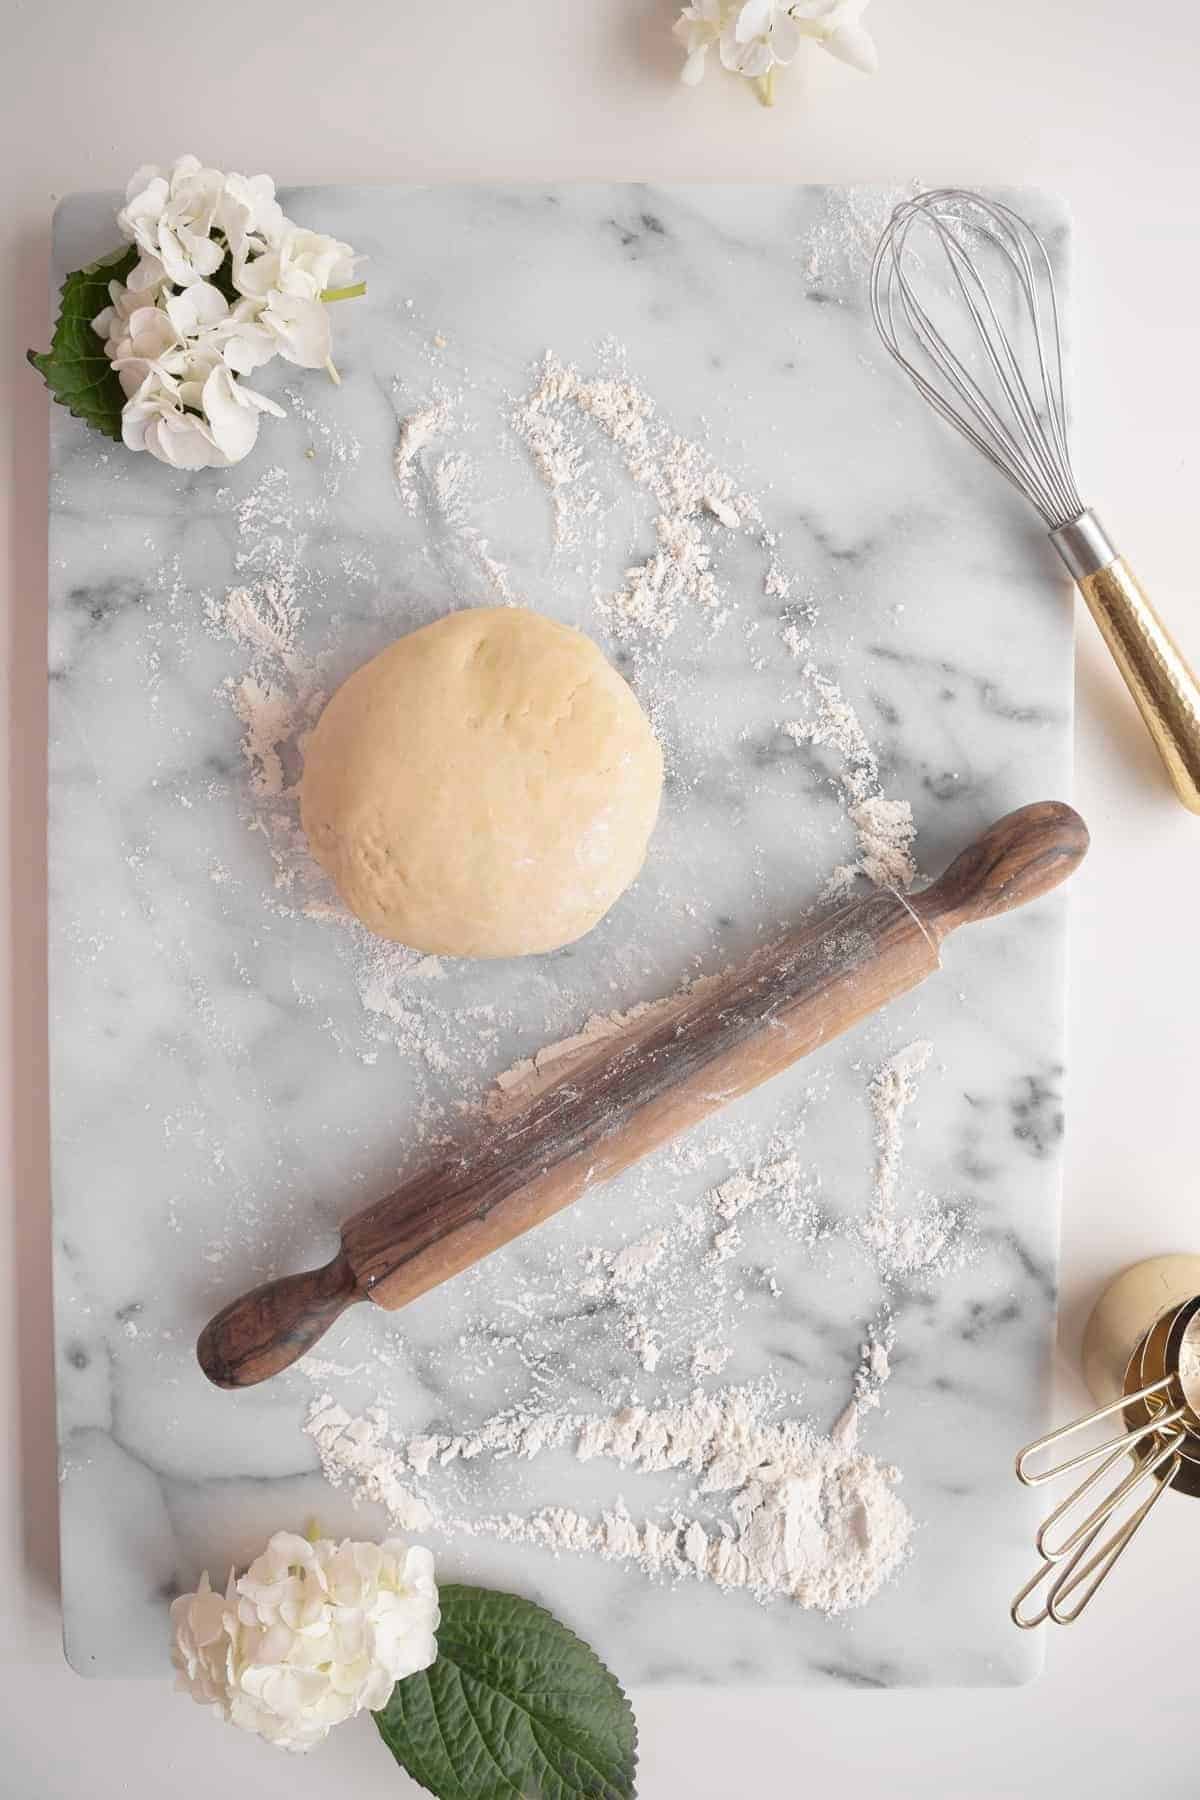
[374, 1584, 638, 1800]
[27, 244, 138, 441]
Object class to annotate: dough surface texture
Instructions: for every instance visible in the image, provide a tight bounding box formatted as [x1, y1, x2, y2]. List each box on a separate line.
[300, 606, 663, 958]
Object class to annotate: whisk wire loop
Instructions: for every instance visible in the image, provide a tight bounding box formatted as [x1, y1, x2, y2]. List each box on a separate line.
[930, 217, 1063, 510]
[870, 189, 1084, 530]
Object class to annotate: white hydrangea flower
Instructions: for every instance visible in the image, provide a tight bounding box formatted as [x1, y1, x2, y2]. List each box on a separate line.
[93, 158, 363, 468]
[672, 0, 730, 84]
[92, 278, 139, 353]
[211, 301, 280, 375]
[200, 364, 289, 463]
[171, 1532, 439, 1753]
[162, 279, 232, 341]
[258, 290, 333, 370]
[171, 1570, 235, 1705]
[720, 0, 801, 78]
[120, 358, 285, 470]
[791, 0, 877, 71]
[120, 375, 221, 470]
[235, 224, 359, 303]
[117, 154, 227, 288]
[674, 0, 875, 87]
[215, 171, 285, 263]
[99, 284, 288, 465]
[93, 284, 176, 393]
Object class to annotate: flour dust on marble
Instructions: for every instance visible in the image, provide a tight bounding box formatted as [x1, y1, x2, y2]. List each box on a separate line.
[298, 1034, 966, 1616]
[511, 345, 746, 641]
[184, 324, 961, 1615]
[306, 1369, 910, 1617]
[201, 442, 489, 1087]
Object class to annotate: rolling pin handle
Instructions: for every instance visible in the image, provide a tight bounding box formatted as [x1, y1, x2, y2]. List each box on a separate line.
[911, 801, 1089, 940]
[196, 1246, 363, 1389]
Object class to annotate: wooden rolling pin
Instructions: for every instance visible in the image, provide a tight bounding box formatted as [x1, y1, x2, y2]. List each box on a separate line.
[198, 801, 1087, 1389]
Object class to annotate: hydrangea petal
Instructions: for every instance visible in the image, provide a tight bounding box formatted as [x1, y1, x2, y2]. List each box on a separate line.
[789, 0, 843, 19]
[770, 12, 802, 60]
[734, 0, 775, 42]
[682, 42, 710, 82]
[822, 18, 877, 69]
[261, 291, 331, 369]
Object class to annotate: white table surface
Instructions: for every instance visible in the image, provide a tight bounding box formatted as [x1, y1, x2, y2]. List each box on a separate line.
[2, 1, 1197, 1793]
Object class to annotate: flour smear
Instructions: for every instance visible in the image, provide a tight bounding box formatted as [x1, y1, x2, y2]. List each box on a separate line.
[306, 1377, 912, 1617]
[296, 1028, 954, 1617]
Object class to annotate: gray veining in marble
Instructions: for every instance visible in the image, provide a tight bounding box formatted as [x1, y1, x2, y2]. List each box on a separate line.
[48, 184, 1073, 1685]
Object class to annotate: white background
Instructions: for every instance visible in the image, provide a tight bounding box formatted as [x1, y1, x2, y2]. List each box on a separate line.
[2, 1, 1197, 1793]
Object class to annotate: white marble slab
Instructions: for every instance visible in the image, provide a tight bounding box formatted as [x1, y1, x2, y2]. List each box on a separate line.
[48, 184, 1073, 1684]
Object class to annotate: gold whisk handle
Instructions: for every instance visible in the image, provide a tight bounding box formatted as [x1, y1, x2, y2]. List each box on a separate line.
[1078, 560, 1200, 814]
[1053, 515, 1200, 814]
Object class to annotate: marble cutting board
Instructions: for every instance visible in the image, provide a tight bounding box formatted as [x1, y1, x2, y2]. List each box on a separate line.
[47, 183, 1073, 1684]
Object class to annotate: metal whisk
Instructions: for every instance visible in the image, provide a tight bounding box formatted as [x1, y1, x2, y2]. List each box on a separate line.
[871, 188, 1200, 815]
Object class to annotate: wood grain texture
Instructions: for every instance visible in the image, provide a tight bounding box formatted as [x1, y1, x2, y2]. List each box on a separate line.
[346, 885, 930, 1307]
[197, 1249, 360, 1389]
[912, 800, 1090, 935]
[197, 802, 1088, 1387]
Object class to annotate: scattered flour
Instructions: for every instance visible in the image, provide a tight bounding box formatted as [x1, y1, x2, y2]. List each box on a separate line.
[228, 675, 308, 801]
[392, 393, 518, 602]
[706, 1224, 743, 1268]
[849, 796, 919, 892]
[608, 1232, 668, 1289]
[785, 666, 917, 894]
[433, 453, 470, 520]
[511, 372, 595, 547]
[212, 464, 329, 837]
[393, 399, 451, 502]
[512, 348, 751, 641]
[801, 184, 924, 287]
[704, 492, 741, 531]
[306, 1397, 434, 1532]
[205, 462, 487, 1082]
[832, 1321, 895, 1451]
[861, 1042, 962, 1278]
[704, 1146, 819, 1244]
[305, 1382, 912, 1616]
[216, 582, 303, 673]
[298, 1021, 949, 1617]
[692, 1341, 733, 1379]
[631, 1322, 663, 1373]
[486, 1002, 653, 1120]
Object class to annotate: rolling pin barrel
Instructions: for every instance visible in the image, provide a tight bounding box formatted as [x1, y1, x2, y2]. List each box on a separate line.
[198, 801, 1088, 1389]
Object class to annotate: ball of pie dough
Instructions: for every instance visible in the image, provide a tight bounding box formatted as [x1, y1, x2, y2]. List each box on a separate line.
[300, 606, 663, 958]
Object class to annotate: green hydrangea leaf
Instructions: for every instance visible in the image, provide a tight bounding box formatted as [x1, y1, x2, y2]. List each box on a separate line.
[374, 1584, 638, 1800]
[27, 244, 138, 441]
